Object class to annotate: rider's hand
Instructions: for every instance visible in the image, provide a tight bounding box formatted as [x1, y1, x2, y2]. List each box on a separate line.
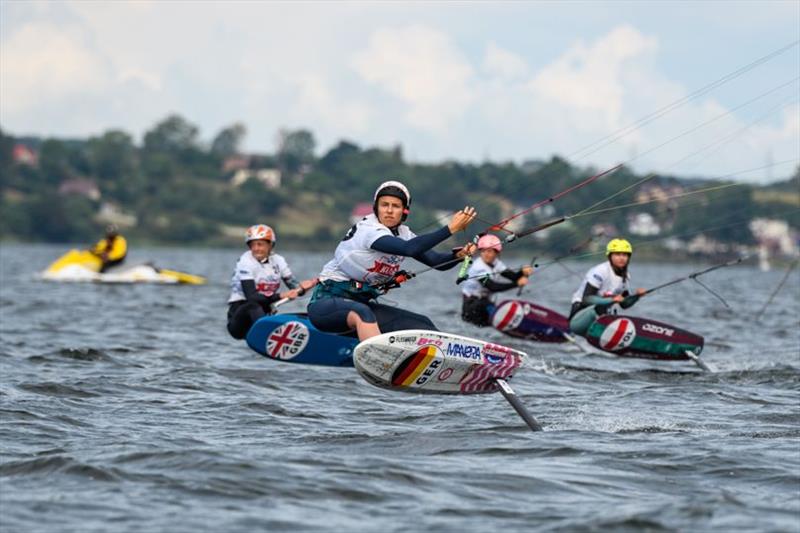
[636, 287, 646, 296]
[516, 276, 529, 287]
[299, 278, 317, 291]
[521, 266, 533, 276]
[448, 206, 476, 234]
[283, 289, 300, 300]
[612, 294, 624, 303]
[455, 242, 477, 258]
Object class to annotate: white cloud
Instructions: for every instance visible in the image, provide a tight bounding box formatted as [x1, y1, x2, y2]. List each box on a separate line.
[351, 25, 476, 132]
[778, 103, 800, 137]
[289, 73, 372, 134]
[117, 68, 162, 92]
[0, 3, 796, 182]
[482, 42, 528, 81]
[530, 25, 659, 135]
[0, 22, 110, 114]
[463, 24, 799, 184]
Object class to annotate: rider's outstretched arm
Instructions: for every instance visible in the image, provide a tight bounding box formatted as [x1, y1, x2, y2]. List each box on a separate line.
[371, 226, 451, 257]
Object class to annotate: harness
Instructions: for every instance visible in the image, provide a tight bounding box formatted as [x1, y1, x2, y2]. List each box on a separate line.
[310, 279, 381, 304]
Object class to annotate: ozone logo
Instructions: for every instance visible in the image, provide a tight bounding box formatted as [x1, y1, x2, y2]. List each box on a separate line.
[266, 321, 310, 360]
[492, 301, 524, 331]
[642, 323, 675, 337]
[599, 318, 636, 351]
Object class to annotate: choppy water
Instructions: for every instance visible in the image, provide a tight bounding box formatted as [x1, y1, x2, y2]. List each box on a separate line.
[1, 244, 799, 532]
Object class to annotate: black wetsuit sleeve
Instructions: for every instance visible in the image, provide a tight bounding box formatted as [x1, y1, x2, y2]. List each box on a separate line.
[620, 292, 640, 309]
[242, 279, 281, 308]
[499, 269, 525, 282]
[371, 226, 452, 257]
[413, 249, 460, 271]
[581, 283, 614, 306]
[282, 276, 299, 290]
[482, 278, 517, 292]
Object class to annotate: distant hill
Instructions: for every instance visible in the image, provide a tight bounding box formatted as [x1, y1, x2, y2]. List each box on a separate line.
[1, 116, 798, 261]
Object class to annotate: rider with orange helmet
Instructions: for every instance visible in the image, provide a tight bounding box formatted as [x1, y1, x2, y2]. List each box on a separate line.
[460, 233, 533, 327]
[226, 224, 317, 339]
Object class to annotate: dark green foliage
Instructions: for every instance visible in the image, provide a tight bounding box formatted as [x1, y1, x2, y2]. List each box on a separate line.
[19, 194, 97, 242]
[211, 123, 246, 158]
[0, 115, 797, 250]
[277, 129, 316, 176]
[0, 128, 15, 188]
[38, 139, 72, 186]
[143, 114, 200, 154]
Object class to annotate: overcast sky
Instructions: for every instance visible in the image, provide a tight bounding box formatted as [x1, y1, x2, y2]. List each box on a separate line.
[1, 1, 798, 183]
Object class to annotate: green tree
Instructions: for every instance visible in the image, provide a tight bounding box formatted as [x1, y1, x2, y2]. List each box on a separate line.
[24, 193, 97, 242]
[0, 128, 15, 190]
[38, 139, 71, 185]
[88, 130, 137, 180]
[143, 114, 200, 154]
[276, 128, 315, 175]
[211, 123, 246, 158]
[0, 199, 31, 238]
[87, 130, 143, 203]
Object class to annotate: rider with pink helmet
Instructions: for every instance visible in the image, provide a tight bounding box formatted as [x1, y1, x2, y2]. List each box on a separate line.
[460, 233, 533, 327]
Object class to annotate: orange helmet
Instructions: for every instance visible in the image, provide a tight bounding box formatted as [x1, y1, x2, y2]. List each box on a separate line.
[245, 224, 275, 244]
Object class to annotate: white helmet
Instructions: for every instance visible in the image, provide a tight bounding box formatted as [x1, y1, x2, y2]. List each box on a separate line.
[373, 180, 411, 221]
[245, 224, 276, 244]
[373, 180, 411, 206]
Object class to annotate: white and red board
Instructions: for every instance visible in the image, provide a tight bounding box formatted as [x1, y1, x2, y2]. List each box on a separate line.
[353, 330, 527, 395]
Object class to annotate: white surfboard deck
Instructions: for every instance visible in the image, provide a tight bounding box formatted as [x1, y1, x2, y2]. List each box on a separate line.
[354, 329, 527, 395]
[42, 264, 181, 284]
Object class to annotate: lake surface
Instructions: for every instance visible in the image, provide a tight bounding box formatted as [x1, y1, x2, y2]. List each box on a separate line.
[1, 244, 798, 532]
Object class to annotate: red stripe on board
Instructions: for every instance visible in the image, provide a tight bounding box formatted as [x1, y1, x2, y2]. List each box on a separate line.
[461, 352, 520, 393]
[268, 323, 294, 358]
[496, 302, 518, 331]
[603, 319, 629, 350]
[392, 347, 432, 386]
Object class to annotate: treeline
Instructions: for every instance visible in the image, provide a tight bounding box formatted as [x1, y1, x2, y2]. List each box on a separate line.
[0, 114, 797, 255]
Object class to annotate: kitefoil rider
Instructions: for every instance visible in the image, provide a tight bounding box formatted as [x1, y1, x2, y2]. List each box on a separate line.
[307, 180, 477, 341]
[568, 238, 646, 335]
[227, 224, 317, 339]
[460, 234, 532, 327]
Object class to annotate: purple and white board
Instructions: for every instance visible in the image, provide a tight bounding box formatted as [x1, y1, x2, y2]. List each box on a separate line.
[491, 299, 570, 343]
[353, 330, 527, 394]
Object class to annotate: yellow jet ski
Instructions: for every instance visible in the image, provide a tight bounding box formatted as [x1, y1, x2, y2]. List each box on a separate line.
[41, 249, 206, 285]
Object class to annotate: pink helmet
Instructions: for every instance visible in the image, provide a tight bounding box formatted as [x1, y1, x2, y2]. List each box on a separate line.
[477, 234, 502, 252]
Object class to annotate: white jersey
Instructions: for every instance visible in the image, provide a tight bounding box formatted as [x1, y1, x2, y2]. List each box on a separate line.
[461, 257, 509, 298]
[571, 261, 631, 304]
[228, 251, 294, 303]
[319, 214, 416, 286]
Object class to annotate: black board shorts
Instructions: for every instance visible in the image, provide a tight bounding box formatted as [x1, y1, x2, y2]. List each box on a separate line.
[308, 296, 437, 335]
[227, 301, 267, 340]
